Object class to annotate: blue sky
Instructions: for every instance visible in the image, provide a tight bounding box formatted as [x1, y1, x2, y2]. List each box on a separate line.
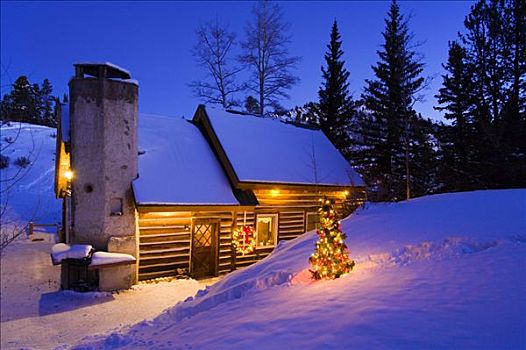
[1, 1, 475, 121]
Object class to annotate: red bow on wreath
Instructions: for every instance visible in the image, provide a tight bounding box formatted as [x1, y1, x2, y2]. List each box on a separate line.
[233, 225, 256, 255]
[243, 225, 251, 244]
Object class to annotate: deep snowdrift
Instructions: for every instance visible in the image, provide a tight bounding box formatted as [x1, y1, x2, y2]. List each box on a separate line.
[77, 189, 526, 350]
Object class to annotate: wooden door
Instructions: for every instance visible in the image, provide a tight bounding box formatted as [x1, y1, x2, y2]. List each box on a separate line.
[191, 220, 218, 278]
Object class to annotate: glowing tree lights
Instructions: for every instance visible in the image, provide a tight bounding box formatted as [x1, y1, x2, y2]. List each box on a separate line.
[309, 197, 355, 280]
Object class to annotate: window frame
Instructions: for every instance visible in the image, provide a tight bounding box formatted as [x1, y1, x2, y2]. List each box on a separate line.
[255, 213, 279, 248]
[305, 212, 321, 232]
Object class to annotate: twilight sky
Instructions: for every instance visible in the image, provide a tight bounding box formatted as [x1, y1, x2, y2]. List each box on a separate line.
[1, 1, 475, 121]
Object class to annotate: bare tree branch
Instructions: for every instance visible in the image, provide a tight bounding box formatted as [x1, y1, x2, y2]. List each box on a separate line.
[239, 0, 300, 116]
[189, 17, 243, 108]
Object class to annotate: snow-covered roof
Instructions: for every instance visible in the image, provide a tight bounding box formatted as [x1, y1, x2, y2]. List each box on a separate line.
[132, 114, 240, 206]
[202, 108, 364, 187]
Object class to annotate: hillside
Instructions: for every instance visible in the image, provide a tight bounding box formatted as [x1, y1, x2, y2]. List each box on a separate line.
[77, 189, 526, 349]
[0, 122, 61, 242]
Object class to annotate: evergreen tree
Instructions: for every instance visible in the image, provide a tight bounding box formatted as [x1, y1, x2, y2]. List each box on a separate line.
[317, 20, 355, 157]
[40, 79, 56, 126]
[436, 0, 526, 189]
[0, 76, 40, 124]
[309, 197, 355, 280]
[244, 96, 260, 115]
[359, 0, 426, 201]
[0, 75, 58, 127]
[406, 115, 441, 196]
[285, 102, 319, 126]
[435, 41, 476, 190]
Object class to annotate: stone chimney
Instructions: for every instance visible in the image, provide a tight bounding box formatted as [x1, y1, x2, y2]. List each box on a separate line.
[68, 63, 138, 252]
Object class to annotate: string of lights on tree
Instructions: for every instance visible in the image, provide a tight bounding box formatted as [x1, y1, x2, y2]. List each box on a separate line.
[310, 197, 355, 280]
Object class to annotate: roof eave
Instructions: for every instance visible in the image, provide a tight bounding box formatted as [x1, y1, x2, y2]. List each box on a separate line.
[136, 203, 256, 213]
[236, 181, 366, 191]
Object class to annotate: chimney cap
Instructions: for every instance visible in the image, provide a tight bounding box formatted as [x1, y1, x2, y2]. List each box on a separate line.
[74, 62, 131, 80]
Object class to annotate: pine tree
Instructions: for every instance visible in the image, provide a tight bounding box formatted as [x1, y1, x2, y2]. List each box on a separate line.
[317, 20, 355, 157]
[0, 76, 40, 124]
[360, 0, 425, 201]
[244, 96, 260, 115]
[41, 79, 56, 126]
[435, 41, 476, 191]
[436, 0, 526, 189]
[286, 102, 319, 126]
[0, 75, 58, 127]
[309, 197, 355, 280]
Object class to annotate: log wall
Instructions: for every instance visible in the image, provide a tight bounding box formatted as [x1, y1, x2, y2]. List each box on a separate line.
[137, 188, 365, 280]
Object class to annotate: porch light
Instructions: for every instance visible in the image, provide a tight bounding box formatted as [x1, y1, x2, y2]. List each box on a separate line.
[270, 189, 280, 197]
[64, 170, 74, 181]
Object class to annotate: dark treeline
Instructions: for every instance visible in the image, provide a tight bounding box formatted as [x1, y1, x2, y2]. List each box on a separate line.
[0, 75, 64, 127]
[286, 0, 525, 201]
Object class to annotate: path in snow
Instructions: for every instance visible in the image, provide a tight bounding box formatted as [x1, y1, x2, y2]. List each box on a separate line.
[0, 240, 212, 350]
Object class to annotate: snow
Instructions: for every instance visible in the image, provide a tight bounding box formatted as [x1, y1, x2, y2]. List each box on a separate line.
[76, 189, 525, 349]
[2, 121, 525, 349]
[1, 122, 62, 243]
[132, 114, 240, 205]
[50, 243, 93, 265]
[1, 240, 214, 350]
[90, 251, 136, 266]
[204, 108, 364, 187]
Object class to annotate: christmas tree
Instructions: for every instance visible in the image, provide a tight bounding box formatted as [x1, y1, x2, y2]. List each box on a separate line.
[309, 197, 355, 280]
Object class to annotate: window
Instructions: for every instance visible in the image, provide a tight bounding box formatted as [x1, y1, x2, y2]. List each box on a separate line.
[306, 212, 321, 232]
[255, 214, 278, 247]
[110, 198, 123, 216]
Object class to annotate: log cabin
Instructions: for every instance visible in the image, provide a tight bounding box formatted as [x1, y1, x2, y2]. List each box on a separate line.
[55, 62, 366, 284]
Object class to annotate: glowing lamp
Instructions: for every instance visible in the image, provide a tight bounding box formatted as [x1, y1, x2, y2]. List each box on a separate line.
[64, 170, 74, 181]
[270, 189, 280, 197]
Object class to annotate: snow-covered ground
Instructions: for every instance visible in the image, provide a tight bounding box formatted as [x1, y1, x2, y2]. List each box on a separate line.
[0, 123, 61, 223]
[0, 240, 212, 350]
[1, 122, 61, 243]
[2, 122, 525, 349]
[0, 122, 211, 349]
[73, 188, 526, 350]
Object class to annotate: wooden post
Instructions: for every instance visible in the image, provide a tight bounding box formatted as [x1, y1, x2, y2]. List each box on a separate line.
[231, 211, 237, 272]
[28, 222, 34, 237]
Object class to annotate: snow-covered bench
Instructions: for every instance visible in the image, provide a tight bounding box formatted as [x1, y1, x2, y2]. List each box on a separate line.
[51, 243, 93, 265]
[51, 243, 136, 269]
[87, 251, 136, 270]
[51, 243, 136, 291]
